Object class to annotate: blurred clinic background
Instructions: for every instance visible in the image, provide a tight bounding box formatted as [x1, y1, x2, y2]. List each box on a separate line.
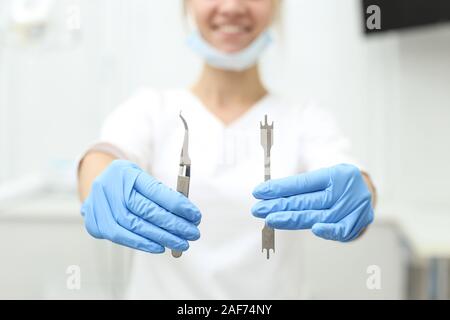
[0, 0, 449, 299]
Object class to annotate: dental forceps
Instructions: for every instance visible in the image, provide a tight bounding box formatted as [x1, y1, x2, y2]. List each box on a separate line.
[172, 112, 191, 258]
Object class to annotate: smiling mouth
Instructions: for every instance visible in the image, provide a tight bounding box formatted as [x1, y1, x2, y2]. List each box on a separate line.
[213, 24, 252, 35]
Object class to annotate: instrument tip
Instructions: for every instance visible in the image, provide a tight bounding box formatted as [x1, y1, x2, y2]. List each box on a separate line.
[179, 112, 188, 129]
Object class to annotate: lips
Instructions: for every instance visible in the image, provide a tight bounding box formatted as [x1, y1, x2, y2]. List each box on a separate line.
[209, 22, 254, 52]
[213, 24, 252, 35]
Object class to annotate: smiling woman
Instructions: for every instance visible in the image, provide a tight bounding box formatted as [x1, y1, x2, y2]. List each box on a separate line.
[183, 0, 281, 53]
[77, 0, 377, 299]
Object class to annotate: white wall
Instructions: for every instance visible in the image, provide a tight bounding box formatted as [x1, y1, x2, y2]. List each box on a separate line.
[391, 27, 450, 208]
[0, 0, 449, 212]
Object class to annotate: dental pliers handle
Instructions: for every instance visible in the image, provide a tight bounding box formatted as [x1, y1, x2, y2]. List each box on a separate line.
[177, 172, 190, 198]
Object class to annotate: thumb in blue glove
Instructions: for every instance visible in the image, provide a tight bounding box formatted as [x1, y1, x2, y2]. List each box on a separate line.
[252, 164, 374, 242]
[81, 160, 201, 253]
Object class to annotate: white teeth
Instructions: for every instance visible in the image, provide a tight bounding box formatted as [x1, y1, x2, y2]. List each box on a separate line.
[219, 25, 246, 34]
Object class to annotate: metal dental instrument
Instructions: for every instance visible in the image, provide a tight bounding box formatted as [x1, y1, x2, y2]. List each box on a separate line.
[260, 114, 275, 259]
[172, 112, 191, 258]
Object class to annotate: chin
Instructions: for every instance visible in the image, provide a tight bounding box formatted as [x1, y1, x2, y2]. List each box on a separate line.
[211, 39, 255, 53]
[218, 46, 246, 54]
[207, 32, 255, 53]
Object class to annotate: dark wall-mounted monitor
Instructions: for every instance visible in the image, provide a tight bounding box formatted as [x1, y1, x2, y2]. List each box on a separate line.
[363, 0, 450, 34]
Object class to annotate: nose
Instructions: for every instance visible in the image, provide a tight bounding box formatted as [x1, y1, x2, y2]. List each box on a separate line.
[217, 0, 247, 17]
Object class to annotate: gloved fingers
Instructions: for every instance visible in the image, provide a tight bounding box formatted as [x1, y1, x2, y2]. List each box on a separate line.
[253, 168, 331, 200]
[344, 201, 374, 240]
[311, 220, 360, 242]
[109, 224, 165, 253]
[126, 190, 200, 241]
[265, 210, 326, 230]
[312, 201, 374, 241]
[311, 222, 344, 241]
[133, 171, 201, 224]
[117, 212, 190, 251]
[252, 189, 333, 218]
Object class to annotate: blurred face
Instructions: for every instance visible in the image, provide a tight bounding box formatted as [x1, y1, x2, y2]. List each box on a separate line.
[186, 0, 276, 53]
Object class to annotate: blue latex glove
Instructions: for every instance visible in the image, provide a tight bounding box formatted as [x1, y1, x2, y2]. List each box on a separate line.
[252, 164, 374, 242]
[81, 160, 201, 253]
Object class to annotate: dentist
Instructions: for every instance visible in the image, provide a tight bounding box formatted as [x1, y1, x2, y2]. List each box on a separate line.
[78, 0, 376, 299]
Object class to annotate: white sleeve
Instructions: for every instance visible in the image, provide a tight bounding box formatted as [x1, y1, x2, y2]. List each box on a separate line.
[77, 88, 162, 173]
[298, 103, 364, 172]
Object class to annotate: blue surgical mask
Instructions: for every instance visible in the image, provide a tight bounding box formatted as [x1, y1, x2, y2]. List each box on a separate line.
[186, 30, 272, 72]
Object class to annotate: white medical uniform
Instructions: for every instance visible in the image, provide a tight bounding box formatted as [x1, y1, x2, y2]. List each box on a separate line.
[84, 88, 360, 299]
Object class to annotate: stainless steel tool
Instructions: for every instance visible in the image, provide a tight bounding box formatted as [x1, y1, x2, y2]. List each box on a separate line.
[260, 114, 274, 259]
[172, 112, 191, 258]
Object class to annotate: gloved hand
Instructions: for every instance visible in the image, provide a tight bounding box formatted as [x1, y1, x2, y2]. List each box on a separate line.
[81, 160, 201, 253]
[252, 164, 374, 242]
